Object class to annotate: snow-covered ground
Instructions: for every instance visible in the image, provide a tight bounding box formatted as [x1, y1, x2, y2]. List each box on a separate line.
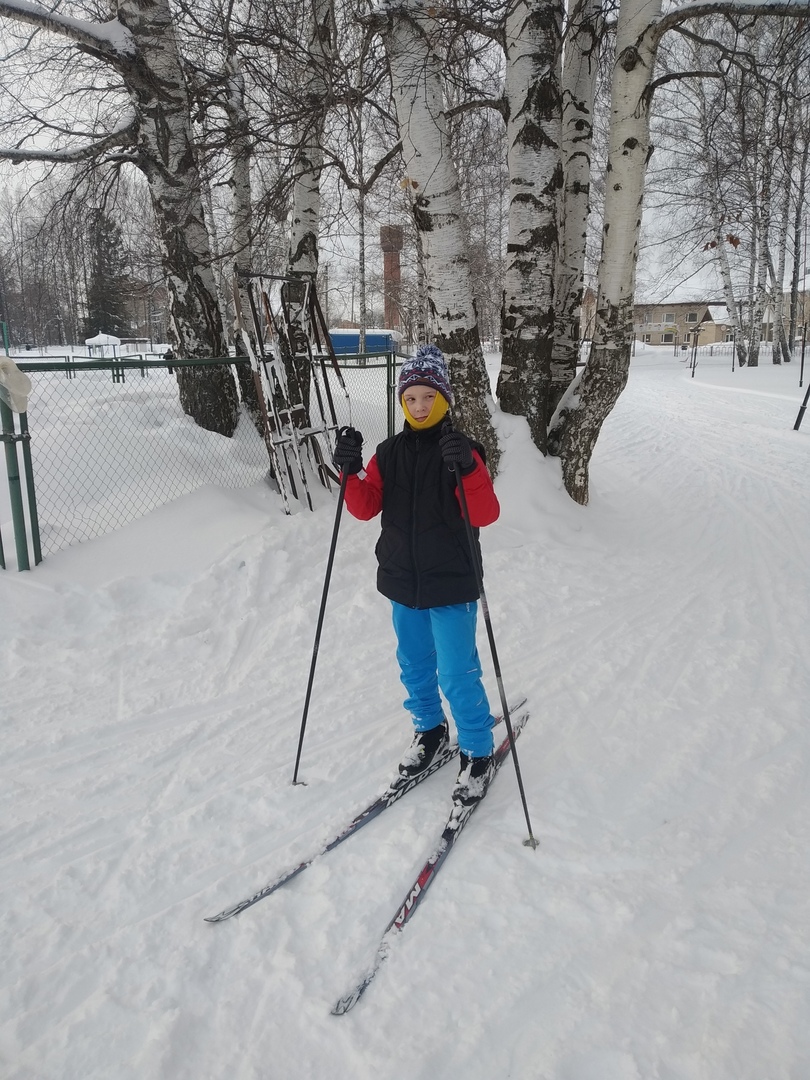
[1, 346, 809, 1079]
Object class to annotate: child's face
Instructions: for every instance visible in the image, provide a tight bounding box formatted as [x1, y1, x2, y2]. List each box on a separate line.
[403, 385, 438, 421]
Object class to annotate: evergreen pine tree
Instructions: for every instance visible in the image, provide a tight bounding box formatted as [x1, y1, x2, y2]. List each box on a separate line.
[83, 211, 131, 339]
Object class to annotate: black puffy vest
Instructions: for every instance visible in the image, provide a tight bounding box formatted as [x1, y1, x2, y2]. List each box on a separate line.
[373, 423, 484, 609]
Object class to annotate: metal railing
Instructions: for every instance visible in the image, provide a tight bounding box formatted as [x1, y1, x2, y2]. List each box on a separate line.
[0, 398, 41, 570]
[1, 351, 402, 568]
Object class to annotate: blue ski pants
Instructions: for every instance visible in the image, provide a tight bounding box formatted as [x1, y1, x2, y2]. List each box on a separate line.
[390, 600, 495, 758]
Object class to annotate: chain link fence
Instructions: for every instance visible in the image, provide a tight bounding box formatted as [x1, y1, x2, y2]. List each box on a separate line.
[327, 353, 399, 450]
[5, 352, 400, 560]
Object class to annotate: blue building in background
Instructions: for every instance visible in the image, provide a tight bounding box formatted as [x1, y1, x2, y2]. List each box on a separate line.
[328, 329, 403, 356]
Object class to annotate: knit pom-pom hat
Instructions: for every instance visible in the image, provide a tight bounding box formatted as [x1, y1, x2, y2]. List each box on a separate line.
[397, 344, 453, 404]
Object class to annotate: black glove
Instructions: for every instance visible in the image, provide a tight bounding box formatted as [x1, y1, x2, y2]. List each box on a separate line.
[333, 426, 364, 475]
[439, 426, 474, 473]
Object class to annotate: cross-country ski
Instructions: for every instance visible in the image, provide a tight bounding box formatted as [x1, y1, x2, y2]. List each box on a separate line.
[332, 710, 529, 1015]
[204, 701, 526, 923]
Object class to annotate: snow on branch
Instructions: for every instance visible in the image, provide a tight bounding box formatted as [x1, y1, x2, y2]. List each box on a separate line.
[0, 0, 136, 60]
[0, 115, 138, 164]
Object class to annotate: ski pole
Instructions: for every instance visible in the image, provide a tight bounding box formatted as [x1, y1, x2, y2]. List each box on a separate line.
[291, 468, 349, 784]
[449, 431, 539, 850]
[794, 378, 810, 431]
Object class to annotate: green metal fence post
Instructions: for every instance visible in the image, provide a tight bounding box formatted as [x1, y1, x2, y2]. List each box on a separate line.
[18, 411, 42, 565]
[387, 350, 395, 437]
[0, 398, 30, 570]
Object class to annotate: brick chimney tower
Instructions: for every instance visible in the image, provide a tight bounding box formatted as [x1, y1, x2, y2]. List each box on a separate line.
[380, 225, 404, 329]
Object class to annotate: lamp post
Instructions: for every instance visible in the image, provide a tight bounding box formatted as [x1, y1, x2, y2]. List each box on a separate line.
[690, 322, 703, 378]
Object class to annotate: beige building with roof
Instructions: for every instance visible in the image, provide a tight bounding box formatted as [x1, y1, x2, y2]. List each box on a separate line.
[633, 302, 730, 347]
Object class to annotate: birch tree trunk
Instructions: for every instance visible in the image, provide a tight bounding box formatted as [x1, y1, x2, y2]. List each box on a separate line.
[748, 146, 771, 367]
[712, 204, 748, 367]
[548, 0, 810, 501]
[759, 98, 788, 365]
[738, 73, 774, 368]
[695, 78, 749, 366]
[788, 135, 809, 351]
[769, 92, 796, 365]
[498, 0, 563, 453]
[223, 49, 263, 429]
[287, 132, 324, 281]
[748, 242, 767, 367]
[769, 230, 790, 366]
[556, 0, 660, 503]
[743, 179, 759, 362]
[383, 5, 498, 468]
[284, 0, 336, 413]
[224, 54, 253, 286]
[0, 0, 240, 436]
[116, 0, 238, 435]
[287, 0, 336, 281]
[552, 0, 601, 409]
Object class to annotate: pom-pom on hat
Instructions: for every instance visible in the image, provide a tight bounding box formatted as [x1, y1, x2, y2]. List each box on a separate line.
[397, 344, 453, 404]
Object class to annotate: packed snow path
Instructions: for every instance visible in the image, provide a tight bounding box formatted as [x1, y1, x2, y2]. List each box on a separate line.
[1, 349, 808, 1079]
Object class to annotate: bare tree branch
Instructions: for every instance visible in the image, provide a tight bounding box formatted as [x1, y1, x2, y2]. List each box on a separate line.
[324, 141, 402, 192]
[0, 116, 138, 163]
[653, 0, 810, 43]
[0, 0, 135, 61]
[446, 95, 508, 120]
[648, 69, 724, 93]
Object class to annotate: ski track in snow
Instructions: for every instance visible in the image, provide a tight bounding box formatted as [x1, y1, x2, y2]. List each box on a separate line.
[1, 350, 809, 1079]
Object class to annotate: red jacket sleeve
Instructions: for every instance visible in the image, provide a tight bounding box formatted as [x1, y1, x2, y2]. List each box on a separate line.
[343, 448, 499, 527]
[457, 451, 500, 526]
[342, 454, 384, 520]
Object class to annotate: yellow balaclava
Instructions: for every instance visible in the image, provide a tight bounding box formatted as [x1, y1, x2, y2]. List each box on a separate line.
[402, 390, 449, 430]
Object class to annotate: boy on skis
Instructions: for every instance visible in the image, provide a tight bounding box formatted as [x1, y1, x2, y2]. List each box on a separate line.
[332, 344, 500, 805]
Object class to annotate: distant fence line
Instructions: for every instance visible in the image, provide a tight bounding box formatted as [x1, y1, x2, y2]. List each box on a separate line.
[1, 352, 400, 569]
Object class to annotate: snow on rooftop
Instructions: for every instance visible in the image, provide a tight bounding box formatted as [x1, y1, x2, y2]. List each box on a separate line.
[85, 333, 121, 345]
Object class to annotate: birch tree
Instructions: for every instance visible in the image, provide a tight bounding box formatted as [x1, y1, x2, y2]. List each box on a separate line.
[497, 0, 564, 453]
[760, 36, 809, 364]
[284, 0, 336, 284]
[692, 69, 750, 367]
[552, 0, 810, 503]
[181, 3, 265, 426]
[0, 0, 240, 436]
[220, 46, 265, 420]
[739, 51, 775, 367]
[552, 0, 603, 399]
[787, 118, 809, 350]
[380, 2, 499, 467]
[651, 16, 808, 368]
[268, 0, 336, 415]
[321, 9, 402, 354]
[693, 18, 810, 366]
[452, 108, 509, 349]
